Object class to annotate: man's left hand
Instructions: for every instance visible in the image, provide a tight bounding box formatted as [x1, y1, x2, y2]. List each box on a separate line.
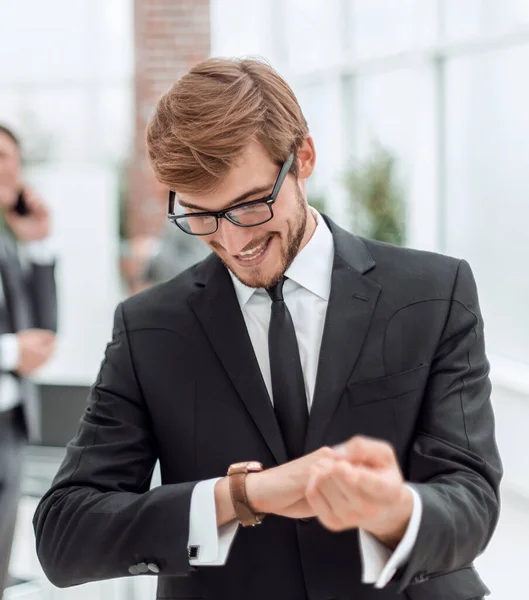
[4, 187, 51, 241]
[305, 436, 413, 549]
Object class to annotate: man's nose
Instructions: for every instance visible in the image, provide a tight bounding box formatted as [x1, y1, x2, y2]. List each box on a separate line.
[215, 218, 256, 255]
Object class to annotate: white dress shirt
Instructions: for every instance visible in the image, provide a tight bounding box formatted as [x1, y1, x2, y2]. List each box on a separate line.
[0, 237, 56, 412]
[187, 213, 422, 588]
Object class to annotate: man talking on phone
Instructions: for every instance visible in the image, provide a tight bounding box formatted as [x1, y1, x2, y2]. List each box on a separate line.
[0, 124, 57, 597]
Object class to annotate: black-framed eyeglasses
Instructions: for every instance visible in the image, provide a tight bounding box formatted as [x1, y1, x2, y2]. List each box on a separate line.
[167, 152, 294, 236]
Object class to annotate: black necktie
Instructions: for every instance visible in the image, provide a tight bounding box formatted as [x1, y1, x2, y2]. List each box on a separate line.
[266, 277, 308, 459]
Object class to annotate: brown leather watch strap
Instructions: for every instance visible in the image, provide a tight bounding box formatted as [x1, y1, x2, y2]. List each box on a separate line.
[228, 462, 265, 527]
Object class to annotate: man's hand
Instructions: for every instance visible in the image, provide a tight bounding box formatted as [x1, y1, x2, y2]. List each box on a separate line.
[305, 436, 413, 549]
[4, 187, 51, 241]
[15, 329, 56, 376]
[245, 447, 337, 519]
[229, 436, 413, 544]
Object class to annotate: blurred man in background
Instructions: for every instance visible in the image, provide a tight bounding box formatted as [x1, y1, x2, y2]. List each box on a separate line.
[120, 171, 209, 295]
[143, 222, 211, 285]
[0, 124, 57, 597]
[127, 174, 210, 291]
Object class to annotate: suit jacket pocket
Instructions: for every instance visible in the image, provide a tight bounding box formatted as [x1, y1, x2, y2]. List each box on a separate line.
[348, 363, 430, 407]
[405, 566, 490, 600]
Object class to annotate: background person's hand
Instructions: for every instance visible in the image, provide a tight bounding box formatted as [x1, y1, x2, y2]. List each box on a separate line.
[4, 186, 51, 241]
[15, 329, 56, 376]
[305, 436, 413, 548]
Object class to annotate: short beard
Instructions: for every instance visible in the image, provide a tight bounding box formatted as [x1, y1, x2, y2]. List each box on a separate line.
[219, 187, 308, 289]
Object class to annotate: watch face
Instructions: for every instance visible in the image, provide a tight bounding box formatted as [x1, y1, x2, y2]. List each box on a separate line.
[246, 461, 263, 472]
[228, 461, 263, 475]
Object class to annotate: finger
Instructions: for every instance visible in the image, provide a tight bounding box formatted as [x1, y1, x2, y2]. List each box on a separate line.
[40, 345, 55, 358]
[310, 460, 366, 526]
[326, 462, 380, 516]
[33, 349, 51, 362]
[333, 462, 401, 507]
[21, 187, 39, 205]
[36, 330, 56, 343]
[338, 436, 396, 468]
[40, 337, 56, 349]
[35, 342, 55, 354]
[317, 466, 365, 524]
[306, 459, 332, 495]
[306, 488, 340, 530]
[306, 464, 345, 531]
[21, 187, 47, 215]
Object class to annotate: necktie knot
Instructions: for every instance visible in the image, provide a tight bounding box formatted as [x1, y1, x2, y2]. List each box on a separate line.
[266, 277, 286, 302]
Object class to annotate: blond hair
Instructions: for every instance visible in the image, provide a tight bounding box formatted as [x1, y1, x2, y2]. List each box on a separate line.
[147, 57, 308, 194]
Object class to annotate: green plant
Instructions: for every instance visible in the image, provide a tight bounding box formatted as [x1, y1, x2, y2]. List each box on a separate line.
[344, 143, 406, 246]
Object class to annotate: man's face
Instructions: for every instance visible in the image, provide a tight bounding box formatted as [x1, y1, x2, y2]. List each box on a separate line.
[176, 140, 315, 288]
[0, 131, 21, 210]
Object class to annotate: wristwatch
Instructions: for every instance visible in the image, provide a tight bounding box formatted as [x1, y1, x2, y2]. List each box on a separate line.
[227, 461, 266, 527]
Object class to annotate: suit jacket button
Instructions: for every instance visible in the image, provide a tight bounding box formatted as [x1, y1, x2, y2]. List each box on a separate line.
[148, 563, 160, 574]
[128, 565, 140, 575]
[137, 562, 149, 574]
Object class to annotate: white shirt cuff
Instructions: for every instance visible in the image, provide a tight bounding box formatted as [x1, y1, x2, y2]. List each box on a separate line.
[359, 485, 422, 589]
[24, 237, 56, 265]
[188, 478, 239, 565]
[0, 334, 20, 371]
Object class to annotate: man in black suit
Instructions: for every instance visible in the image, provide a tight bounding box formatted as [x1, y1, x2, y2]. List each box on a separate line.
[33, 58, 501, 600]
[0, 124, 57, 597]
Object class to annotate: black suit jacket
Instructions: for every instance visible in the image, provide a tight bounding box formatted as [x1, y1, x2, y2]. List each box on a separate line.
[0, 232, 57, 442]
[33, 219, 501, 600]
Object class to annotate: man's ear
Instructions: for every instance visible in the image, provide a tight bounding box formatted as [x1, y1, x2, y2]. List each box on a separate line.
[296, 135, 316, 180]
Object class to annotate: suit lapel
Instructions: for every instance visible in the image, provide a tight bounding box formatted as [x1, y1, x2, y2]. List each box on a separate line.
[305, 219, 381, 453]
[189, 255, 288, 465]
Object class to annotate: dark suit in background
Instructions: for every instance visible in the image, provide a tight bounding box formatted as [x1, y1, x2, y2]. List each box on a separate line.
[0, 232, 57, 595]
[144, 222, 211, 284]
[33, 219, 501, 600]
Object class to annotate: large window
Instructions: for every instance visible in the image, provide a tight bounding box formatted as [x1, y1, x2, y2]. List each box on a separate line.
[444, 43, 529, 362]
[443, 0, 529, 38]
[211, 0, 529, 374]
[349, 0, 437, 58]
[284, 0, 343, 71]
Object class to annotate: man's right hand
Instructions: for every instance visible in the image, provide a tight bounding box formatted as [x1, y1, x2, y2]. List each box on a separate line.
[246, 447, 337, 519]
[15, 329, 56, 376]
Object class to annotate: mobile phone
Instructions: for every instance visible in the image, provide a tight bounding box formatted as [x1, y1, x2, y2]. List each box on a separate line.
[12, 190, 31, 216]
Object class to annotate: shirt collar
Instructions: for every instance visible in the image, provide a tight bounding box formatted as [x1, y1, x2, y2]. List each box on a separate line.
[230, 210, 334, 307]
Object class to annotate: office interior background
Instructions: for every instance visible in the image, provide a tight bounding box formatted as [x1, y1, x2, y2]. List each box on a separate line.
[1, 0, 528, 598]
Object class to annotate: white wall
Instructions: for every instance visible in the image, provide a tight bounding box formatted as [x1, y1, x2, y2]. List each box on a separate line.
[24, 165, 121, 385]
